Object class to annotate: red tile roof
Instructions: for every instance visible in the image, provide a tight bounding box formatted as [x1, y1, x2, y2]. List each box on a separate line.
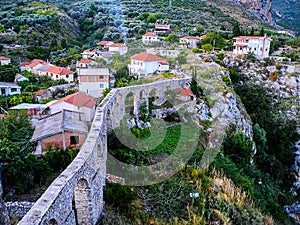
[234, 36, 263, 39]
[131, 52, 165, 62]
[110, 43, 126, 47]
[143, 32, 158, 37]
[175, 88, 195, 97]
[36, 89, 48, 96]
[20, 61, 31, 67]
[0, 56, 9, 60]
[79, 59, 92, 63]
[27, 59, 48, 68]
[52, 92, 96, 108]
[46, 66, 73, 75]
[159, 61, 169, 65]
[97, 41, 113, 45]
[155, 24, 170, 29]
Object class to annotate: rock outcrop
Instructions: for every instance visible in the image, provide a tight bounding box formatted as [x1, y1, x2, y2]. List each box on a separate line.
[228, 0, 273, 24]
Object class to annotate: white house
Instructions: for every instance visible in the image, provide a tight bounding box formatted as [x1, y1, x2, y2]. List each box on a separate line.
[77, 68, 110, 97]
[20, 59, 49, 74]
[45, 66, 74, 83]
[108, 43, 128, 55]
[76, 59, 98, 68]
[97, 41, 114, 50]
[179, 35, 206, 48]
[142, 32, 159, 44]
[0, 56, 11, 65]
[233, 36, 272, 58]
[128, 52, 169, 78]
[0, 82, 21, 96]
[48, 92, 96, 122]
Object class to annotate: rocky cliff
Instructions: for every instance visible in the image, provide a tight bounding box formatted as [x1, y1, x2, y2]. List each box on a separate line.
[229, 0, 273, 24]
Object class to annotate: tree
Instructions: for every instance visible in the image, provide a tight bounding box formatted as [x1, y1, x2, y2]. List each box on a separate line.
[260, 27, 265, 36]
[61, 39, 68, 49]
[165, 34, 179, 43]
[232, 22, 240, 36]
[250, 27, 255, 36]
[201, 43, 213, 52]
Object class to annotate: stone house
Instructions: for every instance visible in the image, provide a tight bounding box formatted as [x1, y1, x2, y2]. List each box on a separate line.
[77, 68, 110, 97]
[0, 56, 11, 65]
[30, 109, 88, 154]
[0, 82, 21, 96]
[174, 88, 196, 101]
[142, 32, 159, 44]
[128, 52, 169, 78]
[47, 92, 96, 122]
[233, 35, 272, 58]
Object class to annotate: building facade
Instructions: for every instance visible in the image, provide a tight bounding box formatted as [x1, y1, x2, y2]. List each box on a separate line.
[233, 36, 272, 58]
[0, 82, 21, 96]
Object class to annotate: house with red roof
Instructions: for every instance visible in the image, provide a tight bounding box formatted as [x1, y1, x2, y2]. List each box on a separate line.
[175, 88, 196, 101]
[154, 24, 171, 34]
[97, 41, 114, 50]
[179, 35, 207, 48]
[128, 52, 169, 78]
[76, 59, 98, 68]
[45, 66, 74, 83]
[142, 32, 159, 44]
[48, 92, 96, 121]
[0, 56, 11, 65]
[20, 59, 49, 74]
[108, 43, 128, 55]
[233, 35, 272, 58]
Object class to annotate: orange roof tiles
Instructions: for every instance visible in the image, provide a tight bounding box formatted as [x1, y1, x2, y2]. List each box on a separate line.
[0, 56, 9, 60]
[46, 66, 73, 75]
[20, 61, 31, 67]
[143, 32, 158, 37]
[97, 41, 113, 45]
[159, 61, 169, 65]
[110, 43, 126, 47]
[234, 43, 248, 47]
[131, 52, 166, 62]
[235, 36, 263, 39]
[175, 88, 195, 97]
[79, 59, 92, 63]
[52, 92, 96, 108]
[27, 59, 48, 68]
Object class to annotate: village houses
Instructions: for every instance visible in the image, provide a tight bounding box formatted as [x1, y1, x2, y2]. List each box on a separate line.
[142, 32, 160, 44]
[77, 68, 110, 97]
[44, 92, 96, 122]
[233, 35, 272, 58]
[0, 82, 21, 96]
[0, 56, 11, 65]
[76, 59, 98, 68]
[179, 35, 207, 48]
[154, 24, 171, 34]
[108, 43, 128, 55]
[30, 109, 88, 154]
[128, 52, 169, 78]
[44, 65, 74, 83]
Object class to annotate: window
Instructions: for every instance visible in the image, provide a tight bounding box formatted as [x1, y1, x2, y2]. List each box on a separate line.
[99, 75, 104, 79]
[56, 75, 58, 78]
[265, 48, 268, 51]
[254, 48, 257, 51]
[70, 136, 79, 145]
[11, 88, 17, 92]
[66, 75, 69, 78]
[100, 84, 104, 88]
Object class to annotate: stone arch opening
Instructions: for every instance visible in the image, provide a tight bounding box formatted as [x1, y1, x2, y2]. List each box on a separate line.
[124, 92, 135, 115]
[72, 178, 92, 225]
[116, 93, 122, 105]
[44, 219, 58, 225]
[149, 88, 159, 105]
[140, 89, 147, 100]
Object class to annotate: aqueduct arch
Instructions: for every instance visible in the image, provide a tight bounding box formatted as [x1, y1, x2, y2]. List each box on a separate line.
[18, 78, 191, 225]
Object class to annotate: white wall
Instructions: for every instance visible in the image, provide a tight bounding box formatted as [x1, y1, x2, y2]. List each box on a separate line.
[79, 82, 109, 93]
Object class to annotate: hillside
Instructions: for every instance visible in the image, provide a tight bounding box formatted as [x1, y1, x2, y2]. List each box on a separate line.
[272, 0, 300, 34]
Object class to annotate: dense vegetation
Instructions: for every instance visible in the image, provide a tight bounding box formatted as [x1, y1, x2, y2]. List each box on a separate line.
[0, 111, 78, 197]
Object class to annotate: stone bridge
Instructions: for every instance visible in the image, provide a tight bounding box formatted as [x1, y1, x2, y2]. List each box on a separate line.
[18, 78, 191, 225]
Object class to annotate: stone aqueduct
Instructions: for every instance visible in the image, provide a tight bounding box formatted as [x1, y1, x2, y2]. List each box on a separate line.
[18, 78, 191, 225]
